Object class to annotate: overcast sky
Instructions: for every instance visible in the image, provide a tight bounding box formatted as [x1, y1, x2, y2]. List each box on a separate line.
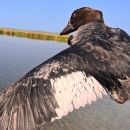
[0, 0, 130, 34]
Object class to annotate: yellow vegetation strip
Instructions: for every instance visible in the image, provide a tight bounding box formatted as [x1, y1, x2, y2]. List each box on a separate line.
[0, 28, 68, 43]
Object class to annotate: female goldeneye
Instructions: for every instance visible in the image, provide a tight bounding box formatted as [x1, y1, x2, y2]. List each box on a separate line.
[0, 7, 130, 130]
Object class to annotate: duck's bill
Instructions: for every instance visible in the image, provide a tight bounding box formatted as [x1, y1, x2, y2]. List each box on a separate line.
[60, 23, 74, 35]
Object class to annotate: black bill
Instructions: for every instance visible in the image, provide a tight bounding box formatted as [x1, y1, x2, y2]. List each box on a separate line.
[60, 22, 74, 35]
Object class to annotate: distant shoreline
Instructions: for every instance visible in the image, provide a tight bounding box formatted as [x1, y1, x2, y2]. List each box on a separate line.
[0, 28, 68, 43]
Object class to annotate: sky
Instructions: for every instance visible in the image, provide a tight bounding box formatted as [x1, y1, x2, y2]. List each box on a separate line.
[0, 1, 130, 34]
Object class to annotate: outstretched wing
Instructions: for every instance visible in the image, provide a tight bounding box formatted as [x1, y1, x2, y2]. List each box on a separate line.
[0, 45, 107, 130]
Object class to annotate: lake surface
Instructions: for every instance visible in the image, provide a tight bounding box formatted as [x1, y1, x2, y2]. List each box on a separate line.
[0, 35, 130, 130]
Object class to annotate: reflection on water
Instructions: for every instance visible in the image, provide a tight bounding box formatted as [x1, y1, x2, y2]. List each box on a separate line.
[0, 36, 130, 130]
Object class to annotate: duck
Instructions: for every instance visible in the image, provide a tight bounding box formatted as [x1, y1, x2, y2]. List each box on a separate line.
[0, 7, 130, 130]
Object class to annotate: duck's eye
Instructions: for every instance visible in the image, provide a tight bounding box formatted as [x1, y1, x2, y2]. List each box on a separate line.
[71, 13, 76, 19]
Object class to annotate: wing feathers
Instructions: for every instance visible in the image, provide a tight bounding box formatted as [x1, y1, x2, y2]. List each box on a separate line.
[0, 70, 107, 130]
[51, 71, 107, 120]
[1, 109, 8, 130]
[26, 99, 36, 129]
[0, 49, 108, 130]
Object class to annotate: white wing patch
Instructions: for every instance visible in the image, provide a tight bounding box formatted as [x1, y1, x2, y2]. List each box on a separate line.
[50, 71, 107, 121]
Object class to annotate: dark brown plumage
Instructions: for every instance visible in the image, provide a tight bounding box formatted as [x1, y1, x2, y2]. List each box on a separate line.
[60, 7, 104, 35]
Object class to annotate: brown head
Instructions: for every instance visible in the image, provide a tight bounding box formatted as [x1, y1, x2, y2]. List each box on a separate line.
[60, 7, 104, 35]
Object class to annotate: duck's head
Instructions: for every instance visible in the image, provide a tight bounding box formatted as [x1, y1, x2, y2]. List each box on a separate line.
[60, 7, 104, 35]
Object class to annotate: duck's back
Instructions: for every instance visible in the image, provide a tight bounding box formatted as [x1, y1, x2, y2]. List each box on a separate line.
[70, 21, 130, 100]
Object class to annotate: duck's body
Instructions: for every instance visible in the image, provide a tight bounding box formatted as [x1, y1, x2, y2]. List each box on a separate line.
[0, 7, 130, 130]
[68, 20, 130, 101]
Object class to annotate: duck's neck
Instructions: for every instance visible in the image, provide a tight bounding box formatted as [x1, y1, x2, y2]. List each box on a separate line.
[71, 20, 107, 45]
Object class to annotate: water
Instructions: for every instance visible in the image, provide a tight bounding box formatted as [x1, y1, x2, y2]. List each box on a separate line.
[0, 35, 130, 130]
